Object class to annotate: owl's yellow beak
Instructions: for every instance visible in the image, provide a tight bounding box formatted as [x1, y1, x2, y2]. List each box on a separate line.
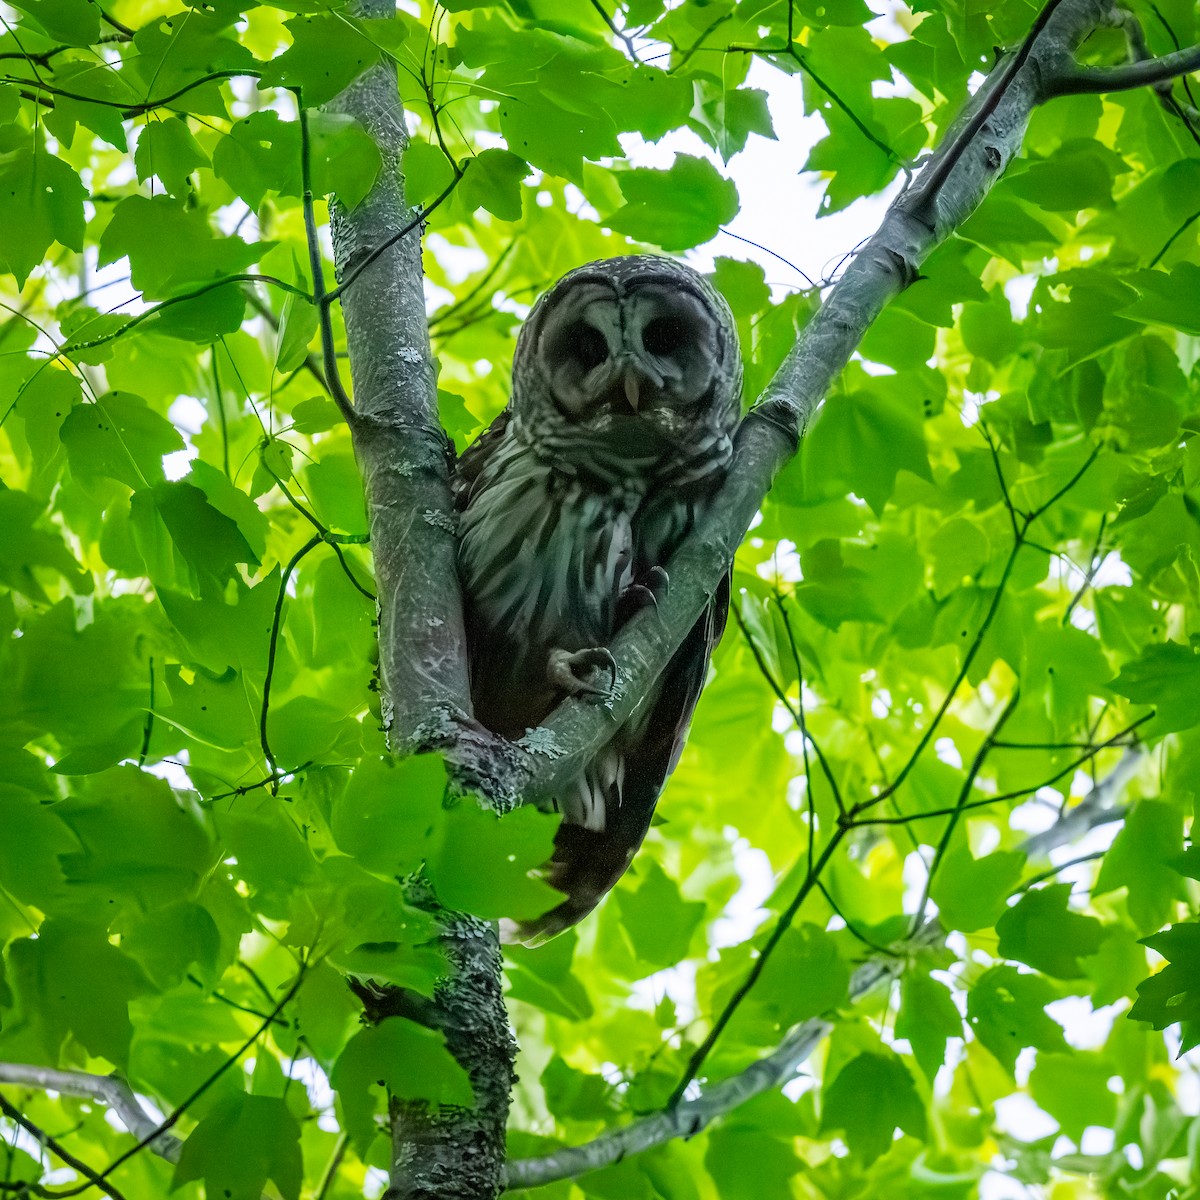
[619, 356, 666, 412]
[623, 367, 641, 411]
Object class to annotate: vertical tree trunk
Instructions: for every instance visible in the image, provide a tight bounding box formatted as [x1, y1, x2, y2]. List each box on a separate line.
[328, 29, 471, 747]
[327, 3, 514, 1195]
[364, 926, 515, 1200]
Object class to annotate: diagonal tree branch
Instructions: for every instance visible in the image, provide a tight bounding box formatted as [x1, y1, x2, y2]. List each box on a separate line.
[1019, 745, 1144, 858]
[502, 924, 941, 1191]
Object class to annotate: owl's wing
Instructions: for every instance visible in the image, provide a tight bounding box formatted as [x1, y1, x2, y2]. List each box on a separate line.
[515, 570, 731, 944]
[451, 408, 511, 509]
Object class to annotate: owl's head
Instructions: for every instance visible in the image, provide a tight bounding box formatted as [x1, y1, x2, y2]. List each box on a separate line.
[515, 256, 741, 435]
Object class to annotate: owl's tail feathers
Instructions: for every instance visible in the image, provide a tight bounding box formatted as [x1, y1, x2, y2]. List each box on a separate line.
[500, 817, 648, 947]
[501, 577, 730, 948]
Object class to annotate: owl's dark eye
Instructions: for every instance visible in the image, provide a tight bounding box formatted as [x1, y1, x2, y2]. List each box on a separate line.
[642, 317, 689, 357]
[571, 323, 609, 371]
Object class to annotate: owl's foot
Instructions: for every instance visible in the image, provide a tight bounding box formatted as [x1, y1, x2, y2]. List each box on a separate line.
[547, 647, 617, 699]
[617, 566, 669, 623]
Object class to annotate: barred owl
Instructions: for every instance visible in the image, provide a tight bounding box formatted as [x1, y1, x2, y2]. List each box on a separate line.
[453, 255, 742, 944]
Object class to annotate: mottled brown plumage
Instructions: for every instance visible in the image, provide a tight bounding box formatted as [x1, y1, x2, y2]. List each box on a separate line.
[453, 255, 741, 943]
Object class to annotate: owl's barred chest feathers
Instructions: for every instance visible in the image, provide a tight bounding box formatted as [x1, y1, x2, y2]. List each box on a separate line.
[458, 418, 717, 738]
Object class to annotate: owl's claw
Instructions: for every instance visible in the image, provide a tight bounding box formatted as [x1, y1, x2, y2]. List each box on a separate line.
[547, 647, 617, 699]
[617, 566, 670, 624]
[645, 566, 669, 597]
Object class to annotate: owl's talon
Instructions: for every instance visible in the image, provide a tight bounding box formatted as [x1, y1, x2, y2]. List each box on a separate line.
[548, 647, 617, 699]
[617, 566, 670, 624]
[621, 584, 658, 615]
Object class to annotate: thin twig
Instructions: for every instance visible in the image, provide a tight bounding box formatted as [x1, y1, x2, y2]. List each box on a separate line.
[587, 0, 642, 63]
[298, 100, 356, 425]
[0, 1095, 129, 1200]
[666, 830, 846, 1107]
[910, 689, 1022, 932]
[1062, 512, 1108, 625]
[314, 1132, 349, 1200]
[260, 534, 322, 779]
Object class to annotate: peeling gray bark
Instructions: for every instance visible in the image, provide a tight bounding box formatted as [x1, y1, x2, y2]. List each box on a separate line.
[353, 915, 514, 1200]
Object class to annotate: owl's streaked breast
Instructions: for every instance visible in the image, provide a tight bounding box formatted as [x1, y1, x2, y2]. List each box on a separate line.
[458, 433, 649, 737]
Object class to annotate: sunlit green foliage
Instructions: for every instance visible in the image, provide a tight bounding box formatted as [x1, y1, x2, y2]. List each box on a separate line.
[1, 0, 1199, 1197]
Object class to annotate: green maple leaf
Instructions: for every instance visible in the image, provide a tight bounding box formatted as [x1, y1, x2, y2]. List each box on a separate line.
[966, 965, 1068, 1074]
[929, 846, 1026, 933]
[607, 155, 739, 251]
[820, 1050, 927, 1163]
[430, 799, 562, 921]
[212, 112, 300, 208]
[7, 919, 154, 1067]
[1109, 642, 1200, 734]
[332, 1017, 473, 1153]
[60, 392, 184, 490]
[896, 971, 962, 1081]
[800, 387, 932, 515]
[135, 119, 210, 197]
[10, 0, 99, 45]
[258, 14, 384, 106]
[460, 149, 529, 221]
[1129, 921, 1200, 1052]
[0, 779, 77, 914]
[615, 860, 706, 968]
[173, 1093, 302, 1200]
[98, 195, 264, 298]
[0, 488, 88, 602]
[504, 930, 593, 1021]
[0, 145, 86, 287]
[1094, 801, 1187, 933]
[996, 884, 1107, 979]
[330, 753, 445, 877]
[1028, 1051, 1117, 1141]
[130, 480, 258, 594]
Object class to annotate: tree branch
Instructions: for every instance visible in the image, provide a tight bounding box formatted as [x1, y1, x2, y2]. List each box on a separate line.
[1018, 745, 1144, 858]
[503, 923, 942, 1191]
[1045, 41, 1200, 96]
[0, 1065, 181, 1164]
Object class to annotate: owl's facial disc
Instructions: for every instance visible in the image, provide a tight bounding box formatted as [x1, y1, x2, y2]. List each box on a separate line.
[623, 288, 720, 413]
[537, 282, 721, 418]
